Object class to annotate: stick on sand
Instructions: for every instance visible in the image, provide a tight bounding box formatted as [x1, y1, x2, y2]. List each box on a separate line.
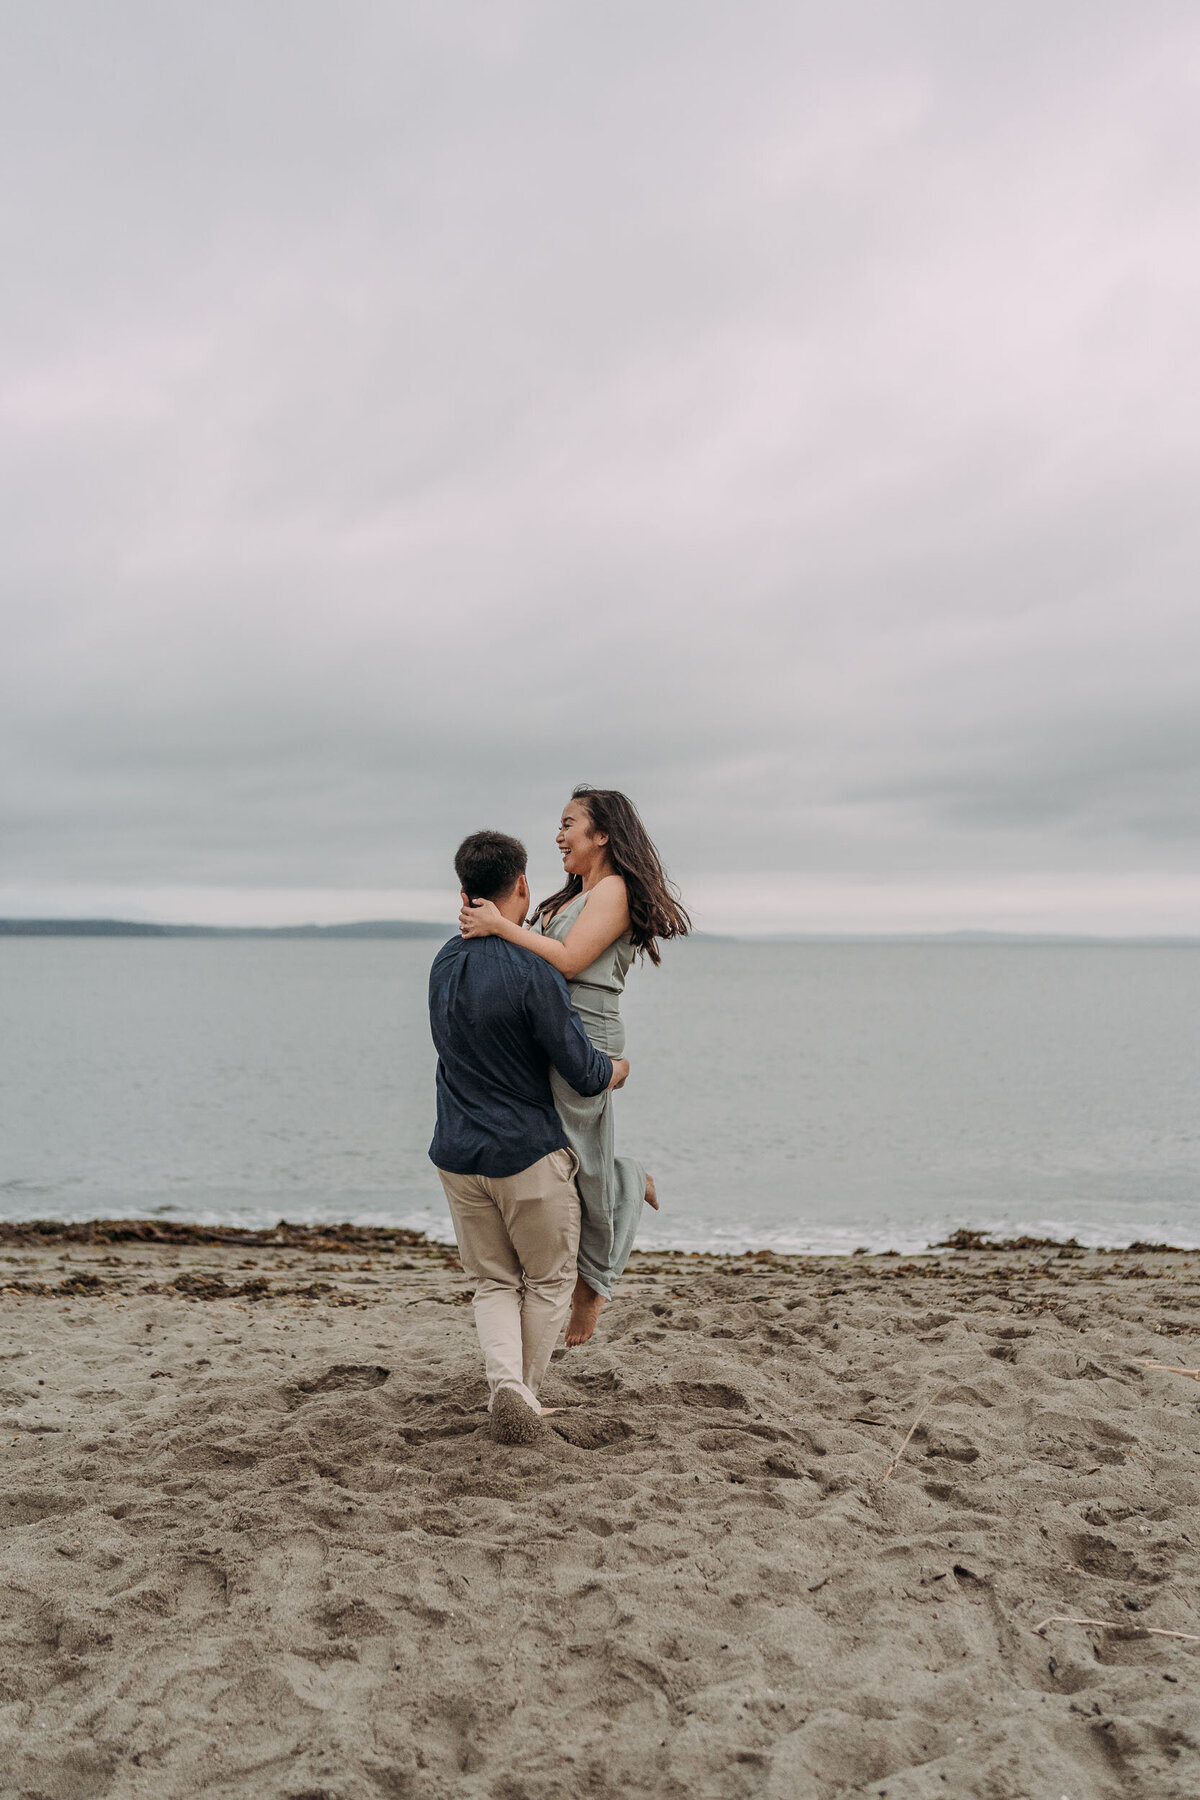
[880, 1392, 942, 1484]
[1033, 1615, 1200, 1643]
[1137, 1360, 1200, 1381]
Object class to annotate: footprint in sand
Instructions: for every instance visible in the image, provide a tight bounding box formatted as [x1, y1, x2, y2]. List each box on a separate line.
[922, 1429, 980, 1463]
[256, 1529, 328, 1589]
[1062, 1532, 1142, 1579]
[175, 1558, 231, 1614]
[21, 1747, 116, 1800]
[550, 1414, 633, 1449]
[673, 1381, 749, 1411]
[923, 1480, 989, 1508]
[296, 1364, 390, 1396]
[566, 1368, 621, 1394]
[1, 1584, 61, 1649]
[562, 1581, 620, 1634]
[312, 1595, 389, 1640]
[0, 1490, 78, 1527]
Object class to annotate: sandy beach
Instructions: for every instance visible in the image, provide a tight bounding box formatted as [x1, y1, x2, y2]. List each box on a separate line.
[1, 1225, 1198, 1800]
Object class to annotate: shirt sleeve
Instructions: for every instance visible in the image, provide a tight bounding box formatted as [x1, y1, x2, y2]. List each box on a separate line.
[523, 965, 614, 1096]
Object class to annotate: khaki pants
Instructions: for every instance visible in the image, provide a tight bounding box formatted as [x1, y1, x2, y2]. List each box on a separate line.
[438, 1149, 581, 1415]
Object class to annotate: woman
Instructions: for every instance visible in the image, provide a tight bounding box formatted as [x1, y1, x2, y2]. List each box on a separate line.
[458, 785, 689, 1344]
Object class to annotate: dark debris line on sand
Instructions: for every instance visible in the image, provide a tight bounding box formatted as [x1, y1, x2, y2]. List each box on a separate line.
[0, 1218, 433, 1252]
[0, 1219, 469, 1306]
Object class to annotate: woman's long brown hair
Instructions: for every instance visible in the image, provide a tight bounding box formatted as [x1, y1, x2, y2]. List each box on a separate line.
[531, 785, 691, 965]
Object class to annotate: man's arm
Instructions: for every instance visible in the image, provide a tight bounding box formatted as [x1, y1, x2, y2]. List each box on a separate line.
[458, 876, 630, 979]
[522, 963, 623, 1096]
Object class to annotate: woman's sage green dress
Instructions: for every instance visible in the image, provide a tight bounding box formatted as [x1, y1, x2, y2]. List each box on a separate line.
[531, 893, 646, 1299]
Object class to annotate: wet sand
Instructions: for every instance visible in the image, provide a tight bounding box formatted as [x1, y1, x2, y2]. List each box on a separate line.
[1, 1227, 1198, 1799]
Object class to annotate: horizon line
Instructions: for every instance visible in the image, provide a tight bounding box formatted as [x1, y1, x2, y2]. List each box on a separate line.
[2, 916, 1199, 946]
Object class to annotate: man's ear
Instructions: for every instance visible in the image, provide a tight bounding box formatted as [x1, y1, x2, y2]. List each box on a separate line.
[516, 872, 530, 900]
[460, 888, 472, 907]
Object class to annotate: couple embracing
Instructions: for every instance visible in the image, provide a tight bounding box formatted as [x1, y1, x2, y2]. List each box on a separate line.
[427, 785, 689, 1442]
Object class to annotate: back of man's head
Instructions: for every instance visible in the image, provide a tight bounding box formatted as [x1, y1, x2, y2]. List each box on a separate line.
[454, 830, 527, 902]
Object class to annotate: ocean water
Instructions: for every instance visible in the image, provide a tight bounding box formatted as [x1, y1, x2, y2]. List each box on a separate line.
[1, 938, 1197, 1254]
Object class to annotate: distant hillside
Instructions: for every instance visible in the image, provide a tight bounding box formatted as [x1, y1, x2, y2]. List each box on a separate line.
[0, 918, 451, 940]
[7, 920, 1194, 946]
[735, 930, 1200, 945]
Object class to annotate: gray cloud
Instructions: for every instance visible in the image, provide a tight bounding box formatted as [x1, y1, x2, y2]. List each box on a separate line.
[3, 2, 1200, 930]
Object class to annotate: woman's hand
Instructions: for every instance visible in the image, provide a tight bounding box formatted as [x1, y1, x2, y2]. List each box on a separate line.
[459, 897, 507, 938]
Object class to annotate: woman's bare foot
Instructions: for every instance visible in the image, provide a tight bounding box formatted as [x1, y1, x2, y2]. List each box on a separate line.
[564, 1276, 606, 1346]
[644, 1173, 658, 1210]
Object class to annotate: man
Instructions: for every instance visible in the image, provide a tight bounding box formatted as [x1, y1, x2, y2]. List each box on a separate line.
[428, 830, 629, 1444]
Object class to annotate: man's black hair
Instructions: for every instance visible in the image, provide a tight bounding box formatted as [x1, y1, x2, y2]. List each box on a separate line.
[454, 830, 527, 902]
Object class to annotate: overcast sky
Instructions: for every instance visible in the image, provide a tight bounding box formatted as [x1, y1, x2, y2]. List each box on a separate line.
[3, 2, 1199, 933]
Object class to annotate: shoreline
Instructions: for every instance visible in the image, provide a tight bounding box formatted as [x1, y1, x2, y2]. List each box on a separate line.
[1, 1215, 1195, 1258]
[2, 1233, 1197, 1797]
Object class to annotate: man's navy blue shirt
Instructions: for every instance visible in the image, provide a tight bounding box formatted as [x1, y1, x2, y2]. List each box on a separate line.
[428, 934, 614, 1178]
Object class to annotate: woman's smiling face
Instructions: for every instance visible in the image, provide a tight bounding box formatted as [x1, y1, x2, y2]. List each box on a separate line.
[556, 800, 606, 877]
